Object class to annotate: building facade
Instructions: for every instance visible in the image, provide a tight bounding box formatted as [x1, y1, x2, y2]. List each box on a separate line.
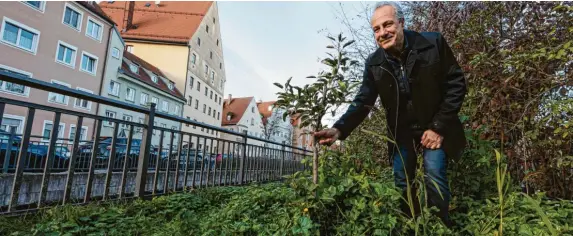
[221, 96, 265, 152]
[99, 1, 226, 150]
[0, 1, 115, 142]
[98, 49, 185, 146]
[257, 101, 293, 150]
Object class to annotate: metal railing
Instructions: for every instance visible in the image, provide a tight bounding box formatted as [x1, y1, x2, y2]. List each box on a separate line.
[0, 70, 310, 214]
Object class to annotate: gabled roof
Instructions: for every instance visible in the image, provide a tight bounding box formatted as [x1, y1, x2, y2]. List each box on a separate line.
[99, 1, 212, 44]
[76, 1, 117, 26]
[120, 51, 185, 101]
[257, 101, 276, 126]
[222, 97, 254, 126]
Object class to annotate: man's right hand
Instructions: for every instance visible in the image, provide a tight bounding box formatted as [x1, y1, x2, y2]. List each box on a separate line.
[313, 128, 341, 146]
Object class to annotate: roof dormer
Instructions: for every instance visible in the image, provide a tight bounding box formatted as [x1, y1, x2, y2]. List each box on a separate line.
[129, 62, 139, 74]
[168, 82, 174, 90]
[151, 73, 158, 83]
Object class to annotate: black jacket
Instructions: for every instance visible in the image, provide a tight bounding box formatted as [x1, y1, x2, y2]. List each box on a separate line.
[333, 30, 467, 160]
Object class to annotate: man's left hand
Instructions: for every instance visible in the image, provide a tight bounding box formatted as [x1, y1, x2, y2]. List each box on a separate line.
[421, 130, 443, 149]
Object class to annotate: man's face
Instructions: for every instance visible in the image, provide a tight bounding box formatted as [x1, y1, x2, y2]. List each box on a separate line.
[371, 5, 404, 52]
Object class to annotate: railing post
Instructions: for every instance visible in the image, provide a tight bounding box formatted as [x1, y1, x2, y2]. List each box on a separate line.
[3, 129, 15, 174]
[238, 130, 248, 185]
[135, 103, 156, 198]
[280, 141, 285, 177]
[9, 108, 35, 212]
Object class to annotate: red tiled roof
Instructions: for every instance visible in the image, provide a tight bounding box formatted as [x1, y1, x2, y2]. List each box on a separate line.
[99, 1, 212, 44]
[120, 51, 184, 100]
[222, 97, 253, 126]
[257, 101, 276, 126]
[77, 1, 117, 26]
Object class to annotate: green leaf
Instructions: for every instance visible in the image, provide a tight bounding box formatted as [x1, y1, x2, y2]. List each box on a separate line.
[343, 40, 355, 48]
[273, 83, 284, 89]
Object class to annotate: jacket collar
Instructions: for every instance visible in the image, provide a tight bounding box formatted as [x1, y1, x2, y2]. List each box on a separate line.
[368, 29, 434, 66]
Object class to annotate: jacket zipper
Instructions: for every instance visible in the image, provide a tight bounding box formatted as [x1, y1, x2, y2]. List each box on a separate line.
[381, 50, 411, 159]
[380, 66, 400, 157]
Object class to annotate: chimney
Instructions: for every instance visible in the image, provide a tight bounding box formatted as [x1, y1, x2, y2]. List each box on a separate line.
[122, 1, 135, 32]
[226, 94, 232, 106]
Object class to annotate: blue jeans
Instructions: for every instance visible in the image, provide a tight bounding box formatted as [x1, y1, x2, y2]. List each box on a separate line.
[393, 146, 451, 225]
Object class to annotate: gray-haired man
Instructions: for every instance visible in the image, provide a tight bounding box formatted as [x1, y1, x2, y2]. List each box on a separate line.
[314, 2, 467, 226]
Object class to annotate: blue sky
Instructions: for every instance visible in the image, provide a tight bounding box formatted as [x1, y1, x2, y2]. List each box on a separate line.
[218, 1, 369, 104]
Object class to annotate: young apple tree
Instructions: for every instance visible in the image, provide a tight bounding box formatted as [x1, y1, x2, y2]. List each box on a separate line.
[274, 33, 359, 184]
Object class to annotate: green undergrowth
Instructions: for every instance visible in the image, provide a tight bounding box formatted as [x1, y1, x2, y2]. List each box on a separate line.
[2, 166, 572, 235]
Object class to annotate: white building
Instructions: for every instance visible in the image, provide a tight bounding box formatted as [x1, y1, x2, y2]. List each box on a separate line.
[257, 101, 293, 150]
[220, 96, 265, 152]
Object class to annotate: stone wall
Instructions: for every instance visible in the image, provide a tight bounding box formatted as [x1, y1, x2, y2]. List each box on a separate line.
[0, 170, 240, 206]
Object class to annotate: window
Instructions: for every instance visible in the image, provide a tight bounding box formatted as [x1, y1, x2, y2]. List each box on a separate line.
[191, 53, 197, 65]
[197, 37, 200, 46]
[197, 81, 201, 91]
[204, 64, 209, 77]
[217, 112, 220, 120]
[208, 107, 211, 116]
[74, 87, 93, 110]
[252, 107, 255, 113]
[48, 80, 71, 105]
[1, 115, 23, 134]
[80, 51, 98, 75]
[195, 99, 199, 109]
[111, 47, 120, 59]
[168, 82, 174, 90]
[0, 64, 31, 96]
[42, 121, 65, 141]
[62, 4, 83, 31]
[162, 101, 169, 112]
[108, 80, 120, 96]
[126, 87, 135, 102]
[140, 93, 149, 105]
[210, 91, 213, 99]
[189, 76, 194, 88]
[187, 96, 192, 106]
[210, 71, 215, 84]
[129, 63, 139, 74]
[151, 97, 159, 106]
[206, 25, 209, 33]
[216, 39, 219, 46]
[212, 110, 216, 118]
[55, 41, 77, 68]
[213, 17, 216, 24]
[205, 87, 208, 96]
[22, 1, 45, 12]
[251, 118, 254, 126]
[174, 105, 180, 115]
[122, 114, 133, 128]
[203, 104, 206, 113]
[69, 125, 87, 142]
[1, 17, 40, 54]
[185, 116, 190, 127]
[151, 74, 159, 83]
[126, 45, 133, 52]
[105, 110, 116, 126]
[210, 51, 213, 59]
[86, 17, 103, 41]
[220, 62, 222, 69]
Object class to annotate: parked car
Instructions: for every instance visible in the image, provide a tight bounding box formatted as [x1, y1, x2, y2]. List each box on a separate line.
[0, 131, 71, 171]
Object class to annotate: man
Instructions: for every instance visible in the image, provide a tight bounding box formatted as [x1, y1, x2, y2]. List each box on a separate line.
[313, 1, 467, 226]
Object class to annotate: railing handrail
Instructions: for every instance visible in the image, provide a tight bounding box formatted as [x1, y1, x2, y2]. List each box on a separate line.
[0, 70, 306, 151]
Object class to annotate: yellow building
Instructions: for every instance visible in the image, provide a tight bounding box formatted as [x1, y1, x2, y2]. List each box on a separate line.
[100, 1, 227, 150]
